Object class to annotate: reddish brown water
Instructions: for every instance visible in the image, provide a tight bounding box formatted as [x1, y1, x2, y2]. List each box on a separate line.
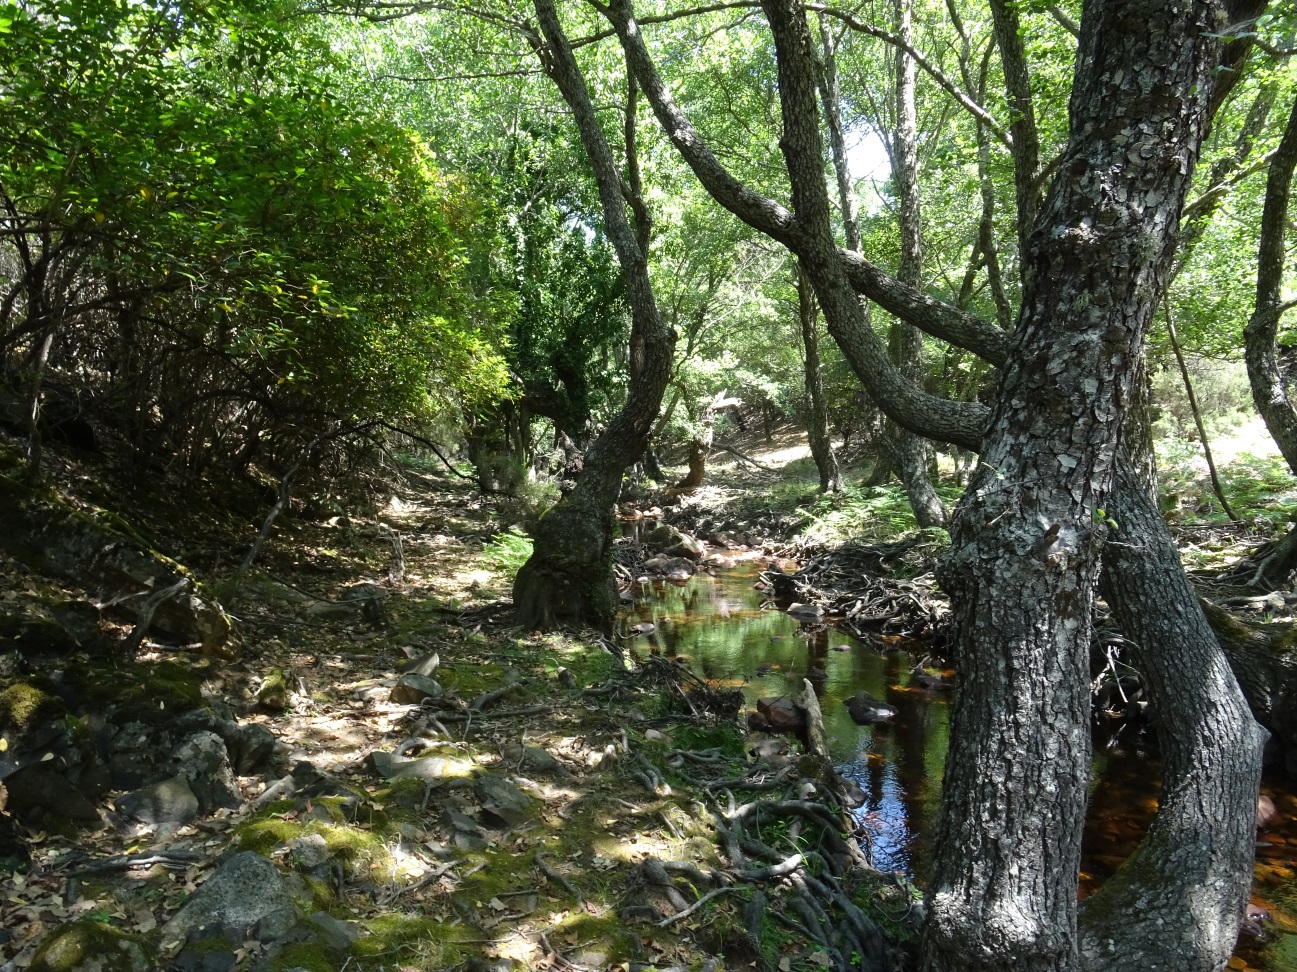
[623, 563, 1297, 971]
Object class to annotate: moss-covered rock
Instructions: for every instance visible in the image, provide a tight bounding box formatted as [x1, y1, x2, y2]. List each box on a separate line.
[0, 680, 65, 732]
[29, 920, 155, 972]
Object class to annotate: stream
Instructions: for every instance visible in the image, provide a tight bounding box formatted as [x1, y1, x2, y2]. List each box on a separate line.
[621, 562, 1297, 972]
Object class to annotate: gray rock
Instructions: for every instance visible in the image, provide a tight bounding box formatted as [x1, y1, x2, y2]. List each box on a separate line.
[520, 746, 561, 773]
[401, 651, 440, 678]
[391, 754, 474, 782]
[116, 775, 198, 825]
[306, 911, 360, 950]
[389, 673, 443, 705]
[285, 834, 331, 872]
[476, 774, 532, 826]
[173, 943, 237, 972]
[229, 723, 277, 775]
[667, 534, 706, 561]
[163, 852, 298, 945]
[173, 732, 241, 812]
[844, 691, 897, 725]
[444, 807, 484, 835]
[106, 722, 162, 789]
[304, 600, 358, 622]
[5, 764, 101, 822]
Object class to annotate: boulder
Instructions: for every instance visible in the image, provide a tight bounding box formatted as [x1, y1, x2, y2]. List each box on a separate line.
[229, 723, 277, 775]
[476, 773, 533, 827]
[667, 533, 707, 561]
[752, 697, 805, 733]
[643, 555, 695, 580]
[162, 851, 298, 946]
[844, 691, 897, 725]
[105, 721, 163, 789]
[5, 764, 101, 822]
[30, 919, 154, 972]
[787, 602, 825, 622]
[116, 775, 199, 826]
[389, 672, 443, 705]
[401, 651, 440, 678]
[173, 731, 242, 812]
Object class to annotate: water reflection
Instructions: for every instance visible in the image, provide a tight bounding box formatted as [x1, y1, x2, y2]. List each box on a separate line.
[621, 562, 1297, 972]
[624, 564, 950, 878]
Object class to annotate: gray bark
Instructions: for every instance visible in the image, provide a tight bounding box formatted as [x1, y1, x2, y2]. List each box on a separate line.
[1246, 93, 1297, 475]
[1083, 459, 1263, 972]
[923, 1, 1247, 968]
[888, 0, 946, 529]
[813, 14, 860, 253]
[988, 0, 1041, 269]
[797, 263, 842, 492]
[511, 0, 675, 629]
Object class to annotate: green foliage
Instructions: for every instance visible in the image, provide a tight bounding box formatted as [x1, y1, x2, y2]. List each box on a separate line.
[0, 0, 509, 476]
[481, 527, 535, 578]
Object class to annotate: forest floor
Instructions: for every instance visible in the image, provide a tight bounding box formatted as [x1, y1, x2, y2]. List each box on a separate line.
[2, 421, 1295, 972]
[0, 431, 917, 972]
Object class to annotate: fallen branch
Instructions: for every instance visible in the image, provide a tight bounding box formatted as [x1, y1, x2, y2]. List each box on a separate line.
[658, 885, 733, 927]
[536, 850, 586, 907]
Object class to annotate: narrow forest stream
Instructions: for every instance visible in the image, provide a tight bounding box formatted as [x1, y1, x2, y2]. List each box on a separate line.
[622, 563, 1297, 972]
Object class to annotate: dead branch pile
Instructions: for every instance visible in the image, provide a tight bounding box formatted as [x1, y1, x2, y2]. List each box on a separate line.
[759, 538, 951, 645]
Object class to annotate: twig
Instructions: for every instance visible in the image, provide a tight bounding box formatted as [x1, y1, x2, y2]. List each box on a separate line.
[120, 577, 190, 658]
[536, 851, 585, 907]
[382, 860, 459, 904]
[657, 886, 732, 926]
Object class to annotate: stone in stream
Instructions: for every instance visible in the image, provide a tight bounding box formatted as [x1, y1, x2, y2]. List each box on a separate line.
[749, 696, 805, 733]
[844, 691, 897, 725]
[787, 602, 825, 622]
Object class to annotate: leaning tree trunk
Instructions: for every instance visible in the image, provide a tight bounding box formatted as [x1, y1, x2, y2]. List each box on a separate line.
[511, 0, 674, 630]
[797, 263, 842, 492]
[1081, 458, 1263, 972]
[1245, 94, 1297, 584]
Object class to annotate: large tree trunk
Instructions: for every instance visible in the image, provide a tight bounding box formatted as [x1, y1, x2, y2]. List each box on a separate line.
[797, 263, 842, 492]
[511, 0, 674, 630]
[921, 2, 1243, 968]
[607, 2, 1263, 970]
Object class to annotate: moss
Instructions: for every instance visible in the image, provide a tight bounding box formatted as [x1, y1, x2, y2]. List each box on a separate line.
[235, 817, 399, 882]
[30, 919, 155, 972]
[0, 681, 65, 732]
[62, 659, 207, 725]
[261, 942, 337, 972]
[353, 914, 467, 966]
[377, 776, 428, 813]
[438, 661, 503, 698]
[257, 669, 289, 712]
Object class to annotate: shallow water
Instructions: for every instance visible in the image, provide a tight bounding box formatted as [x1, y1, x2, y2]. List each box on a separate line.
[621, 563, 1297, 972]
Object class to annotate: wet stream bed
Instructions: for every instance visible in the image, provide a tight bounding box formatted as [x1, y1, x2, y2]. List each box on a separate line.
[621, 563, 1297, 972]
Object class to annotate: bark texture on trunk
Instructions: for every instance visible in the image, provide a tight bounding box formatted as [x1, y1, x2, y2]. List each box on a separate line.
[889, 0, 945, 529]
[923, 1, 1237, 968]
[797, 263, 842, 492]
[1246, 95, 1297, 473]
[512, 0, 674, 630]
[1085, 459, 1263, 972]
